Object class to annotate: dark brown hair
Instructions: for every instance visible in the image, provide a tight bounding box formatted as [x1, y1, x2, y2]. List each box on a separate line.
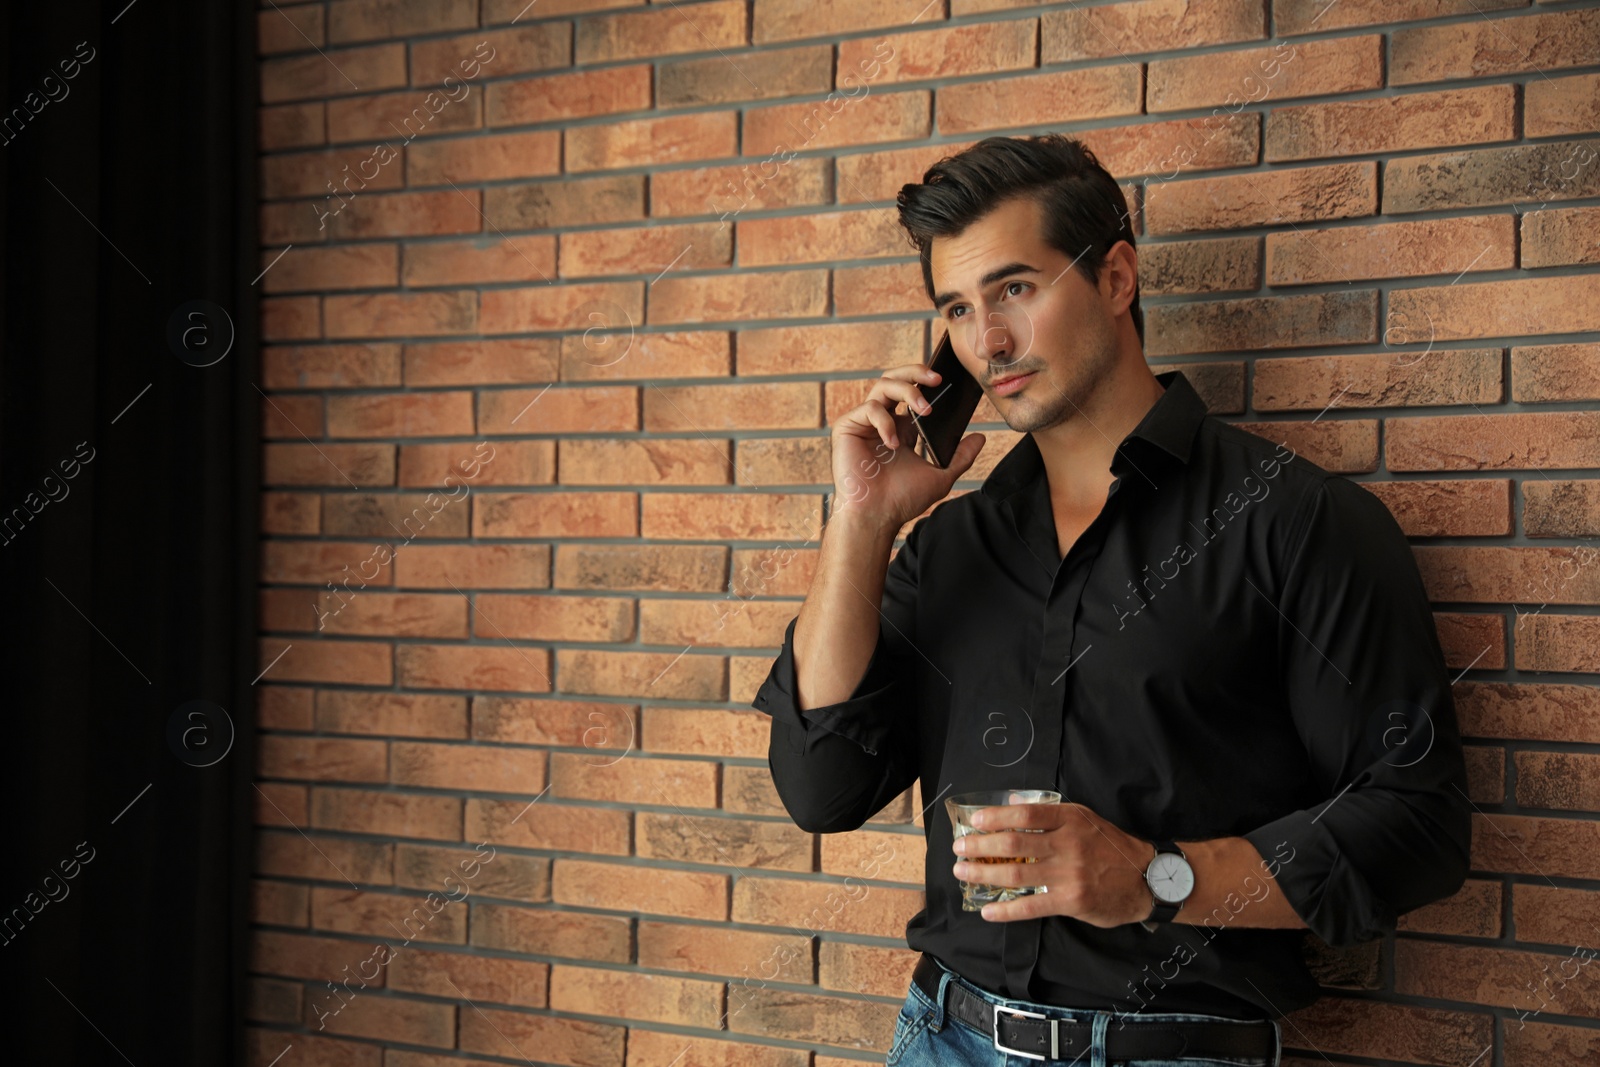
[895, 134, 1142, 344]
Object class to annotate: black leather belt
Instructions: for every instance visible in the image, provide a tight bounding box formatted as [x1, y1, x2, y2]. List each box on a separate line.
[912, 954, 1277, 1063]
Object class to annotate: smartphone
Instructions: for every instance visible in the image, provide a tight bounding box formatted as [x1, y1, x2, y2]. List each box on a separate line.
[909, 332, 984, 469]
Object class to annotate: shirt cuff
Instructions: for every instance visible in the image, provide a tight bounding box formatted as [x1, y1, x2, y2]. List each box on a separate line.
[751, 614, 905, 757]
[1242, 807, 1395, 948]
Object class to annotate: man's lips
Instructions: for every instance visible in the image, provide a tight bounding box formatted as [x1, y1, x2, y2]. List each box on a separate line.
[991, 371, 1036, 396]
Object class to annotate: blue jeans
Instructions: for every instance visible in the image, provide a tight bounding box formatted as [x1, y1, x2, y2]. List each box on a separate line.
[886, 961, 1281, 1067]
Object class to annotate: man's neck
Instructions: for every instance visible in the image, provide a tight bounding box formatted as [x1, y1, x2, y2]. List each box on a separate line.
[1033, 361, 1167, 512]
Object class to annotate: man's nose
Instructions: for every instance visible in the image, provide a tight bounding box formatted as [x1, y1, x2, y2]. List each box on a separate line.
[975, 311, 1012, 364]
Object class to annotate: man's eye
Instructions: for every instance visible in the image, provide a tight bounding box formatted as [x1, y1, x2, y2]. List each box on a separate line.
[949, 306, 967, 319]
[1006, 281, 1029, 296]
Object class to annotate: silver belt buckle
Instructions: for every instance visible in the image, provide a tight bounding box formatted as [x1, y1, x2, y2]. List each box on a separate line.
[992, 1003, 1054, 1061]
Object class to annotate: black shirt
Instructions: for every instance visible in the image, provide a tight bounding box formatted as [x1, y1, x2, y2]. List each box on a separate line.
[750, 369, 1471, 1021]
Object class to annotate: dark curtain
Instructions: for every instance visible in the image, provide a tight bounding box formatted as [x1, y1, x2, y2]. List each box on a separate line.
[0, 1, 259, 1063]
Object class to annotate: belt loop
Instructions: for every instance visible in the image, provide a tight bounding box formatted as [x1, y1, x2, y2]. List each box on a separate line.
[930, 964, 951, 1032]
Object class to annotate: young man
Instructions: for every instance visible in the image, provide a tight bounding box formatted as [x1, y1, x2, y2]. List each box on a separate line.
[750, 134, 1471, 1066]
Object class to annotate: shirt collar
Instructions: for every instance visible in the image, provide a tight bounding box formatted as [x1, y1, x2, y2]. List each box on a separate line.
[979, 369, 1208, 502]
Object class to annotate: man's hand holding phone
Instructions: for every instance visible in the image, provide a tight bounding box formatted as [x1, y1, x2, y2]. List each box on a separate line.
[829, 361, 986, 534]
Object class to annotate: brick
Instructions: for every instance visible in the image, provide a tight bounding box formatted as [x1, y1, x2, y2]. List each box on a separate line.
[642, 707, 770, 758]
[1505, 1018, 1600, 1067]
[1414, 546, 1600, 605]
[326, 391, 474, 438]
[261, 295, 321, 340]
[1273, 0, 1524, 35]
[478, 385, 638, 435]
[1146, 290, 1377, 357]
[730, 547, 819, 598]
[259, 4, 325, 54]
[1232, 419, 1377, 473]
[261, 394, 322, 439]
[644, 382, 819, 432]
[550, 751, 718, 806]
[391, 741, 547, 794]
[403, 236, 560, 287]
[312, 991, 454, 1049]
[641, 491, 822, 540]
[262, 201, 331, 245]
[257, 638, 392, 686]
[408, 130, 561, 185]
[1467, 743, 1505, 804]
[472, 491, 636, 539]
[743, 91, 930, 156]
[938, 66, 1141, 135]
[327, 0, 476, 45]
[732, 876, 922, 938]
[649, 270, 828, 325]
[403, 338, 559, 385]
[549, 964, 724, 1027]
[263, 244, 397, 296]
[1390, 273, 1600, 342]
[1148, 35, 1381, 113]
[568, 112, 738, 173]
[1472, 813, 1600, 881]
[261, 538, 394, 586]
[556, 648, 725, 701]
[661, 45, 832, 108]
[818, 942, 918, 998]
[739, 208, 906, 268]
[261, 43, 407, 104]
[310, 886, 466, 943]
[266, 343, 401, 390]
[819, 827, 923, 884]
[1252, 349, 1502, 410]
[470, 901, 632, 963]
[465, 797, 631, 855]
[1517, 614, 1600, 674]
[1360, 479, 1512, 538]
[754, 0, 943, 44]
[1528, 72, 1600, 140]
[651, 157, 831, 220]
[394, 841, 549, 904]
[1396, 940, 1600, 1018]
[260, 686, 317, 731]
[1523, 479, 1600, 538]
[1385, 141, 1600, 215]
[840, 20, 1034, 86]
[576, 1, 746, 63]
[1395, 878, 1502, 939]
[560, 221, 732, 278]
[254, 783, 308, 828]
[832, 262, 926, 315]
[1510, 884, 1600, 948]
[326, 88, 481, 144]
[1522, 207, 1600, 270]
[1387, 412, 1600, 471]
[1435, 612, 1505, 672]
[264, 141, 408, 200]
[553, 543, 727, 592]
[561, 329, 731, 383]
[479, 281, 644, 335]
[471, 701, 637, 770]
[246, 975, 302, 1023]
[627, 1030, 808, 1067]
[255, 828, 393, 884]
[1267, 85, 1516, 163]
[1392, 9, 1600, 86]
[328, 189, 485, 240]
[250, 929, 389, 984]
[1139, 237, 1259, 297]
[1145, 161, 1376, 235]
[390, 544, 551, 590]
[638, 597, 796, 648]
[638, 921, 811, 983]
[1516, 752, 1600, 813]
[727, 986, 897, 1053]
[325, 290, 476, 339]
[457, 1006, 625, 1067]
[1284, 997, 1494, 1064]
[1266, 215, 1515, 286]
[733, 437, 830, 486]
[559, 439, 730, 486]
[487, 65, 652, 126]
[471, 593, 633, 642]
[1042, 0, 1264, 62]
[261, 102, 325, 151]
[262, 492, 321, 535]
[485, 175, 645, 230]
[257, 735, 389, 783]
[723, 765, 787, 817]
[1456, 682, 1600, 745]
[246, 1027, 380, 1066]
[311, 787, 461, 840]
[411, 24, 571, 85]
[835, 142, 974, 205]
[395, 643, 553, 692]
[388, 946, 549, 1008]
[400, 435, 556, 486]
[553, 858, 728, 919]
[636, 811, 811, 870]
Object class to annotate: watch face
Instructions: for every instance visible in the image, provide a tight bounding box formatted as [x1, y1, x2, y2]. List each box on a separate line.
[1146, 853, 1194, 904]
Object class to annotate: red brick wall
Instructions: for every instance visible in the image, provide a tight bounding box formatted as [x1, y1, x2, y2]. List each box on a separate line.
[249, 1, 1600, 1064]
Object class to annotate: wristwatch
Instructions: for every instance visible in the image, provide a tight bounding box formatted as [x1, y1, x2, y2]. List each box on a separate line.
[1139, 839, 1195, 932]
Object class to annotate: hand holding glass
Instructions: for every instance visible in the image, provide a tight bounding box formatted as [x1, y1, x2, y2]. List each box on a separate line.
[945, 789, 1062, 911]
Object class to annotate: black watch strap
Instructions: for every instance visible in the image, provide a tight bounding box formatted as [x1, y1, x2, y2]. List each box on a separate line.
[1142, 839, 1185, 927]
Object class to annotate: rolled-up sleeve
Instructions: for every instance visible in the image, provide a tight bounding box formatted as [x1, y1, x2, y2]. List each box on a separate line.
[750, 514, 927, 834]
[1242, 475, 1473, 947]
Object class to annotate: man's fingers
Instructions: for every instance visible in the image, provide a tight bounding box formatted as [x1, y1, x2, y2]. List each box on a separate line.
[954, 830, 1046, 860]
[972, 802, 1075, 831]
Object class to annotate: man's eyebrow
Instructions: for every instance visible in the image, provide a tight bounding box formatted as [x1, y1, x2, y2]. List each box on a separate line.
[932, 262, 1041, 311]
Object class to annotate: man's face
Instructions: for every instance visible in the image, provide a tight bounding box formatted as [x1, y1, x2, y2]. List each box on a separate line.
[929, 194, 1121, 434]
